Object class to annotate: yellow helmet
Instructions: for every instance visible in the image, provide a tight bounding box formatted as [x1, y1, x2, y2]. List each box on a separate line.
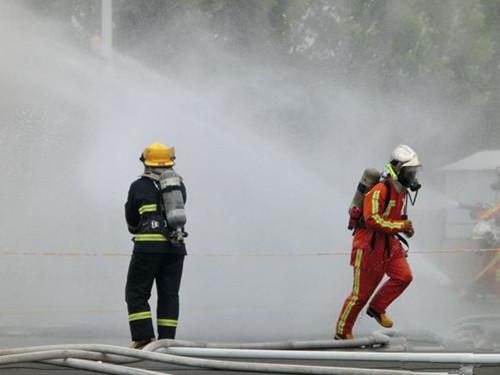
[141, 143, 175, 167]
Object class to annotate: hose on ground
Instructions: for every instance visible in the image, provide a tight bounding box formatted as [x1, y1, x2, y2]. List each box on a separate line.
[46, 358, 168, 375]
[142, 333, 389, 351]
[160, 345, 500, 365]
[0, 350, 165, 375]
[0, 344, 137, 364]
[0, 344, 451, 375]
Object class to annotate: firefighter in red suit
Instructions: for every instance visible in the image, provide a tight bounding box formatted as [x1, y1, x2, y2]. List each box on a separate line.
[335, 145, 422, 339]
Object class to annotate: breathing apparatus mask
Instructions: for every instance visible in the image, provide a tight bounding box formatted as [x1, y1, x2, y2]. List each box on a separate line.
[397, 165, 421, 206]
[399, 166, 421, 192]
[387, 160, 422, 206]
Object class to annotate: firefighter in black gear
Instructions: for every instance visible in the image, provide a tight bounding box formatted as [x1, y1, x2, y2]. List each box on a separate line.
[125, 143, 187, 349]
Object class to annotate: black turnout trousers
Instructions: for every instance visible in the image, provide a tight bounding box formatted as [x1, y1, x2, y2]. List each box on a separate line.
[125, 252, 185, 341]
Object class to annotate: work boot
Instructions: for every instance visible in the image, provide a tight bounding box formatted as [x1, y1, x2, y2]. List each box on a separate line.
[366, 307, 393, 328]
[130, 338, 155, 350]
[334, 332, 354, 340]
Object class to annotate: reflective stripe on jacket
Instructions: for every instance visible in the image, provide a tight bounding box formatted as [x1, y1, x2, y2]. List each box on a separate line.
[352, 178, 406, 268]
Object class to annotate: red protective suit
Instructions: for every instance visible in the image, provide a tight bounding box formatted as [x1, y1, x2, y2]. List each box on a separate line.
[336, 178, 413, 337]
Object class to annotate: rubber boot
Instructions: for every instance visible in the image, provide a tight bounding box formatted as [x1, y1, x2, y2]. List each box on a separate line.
[366, 307, 393, 328]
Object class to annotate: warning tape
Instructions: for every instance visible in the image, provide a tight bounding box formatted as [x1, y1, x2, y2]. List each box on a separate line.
[0, 251, 129, 257]
[0, 251, 336, 257]
[0, 248, 498, 257]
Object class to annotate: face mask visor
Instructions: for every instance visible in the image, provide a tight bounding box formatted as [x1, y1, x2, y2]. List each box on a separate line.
[399, 166, 421, 192]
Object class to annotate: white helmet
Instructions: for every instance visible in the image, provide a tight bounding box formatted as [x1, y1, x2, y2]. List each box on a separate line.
[390, 144, 421, 170]
[388, 145, 422, 191]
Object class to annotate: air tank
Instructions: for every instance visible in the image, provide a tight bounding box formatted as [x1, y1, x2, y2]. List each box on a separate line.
[349, 168, 381, 211]
[159, 168, 186, 230]
[347, 168, 381, 230]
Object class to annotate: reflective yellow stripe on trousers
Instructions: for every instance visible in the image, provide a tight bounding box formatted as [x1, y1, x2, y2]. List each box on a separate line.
[128, 311, 152, 322]
[158, 319, 178, 327]
[337, 248, 362, 334]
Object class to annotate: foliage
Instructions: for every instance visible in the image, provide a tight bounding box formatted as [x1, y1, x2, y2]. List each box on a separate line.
[23, 0, 500, 151]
